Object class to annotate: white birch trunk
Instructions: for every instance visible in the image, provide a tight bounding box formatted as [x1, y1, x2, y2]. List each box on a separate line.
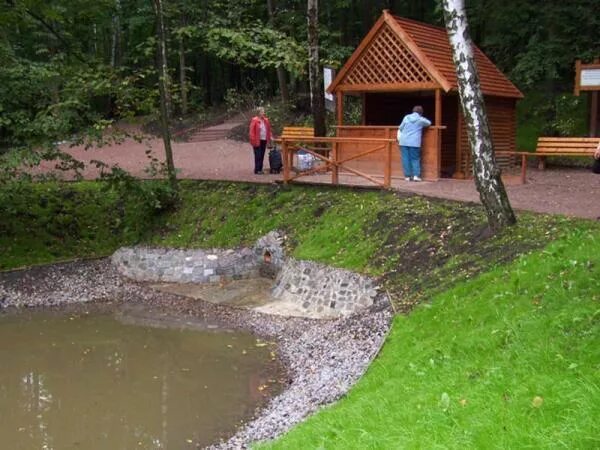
[442, 0, 516, 230]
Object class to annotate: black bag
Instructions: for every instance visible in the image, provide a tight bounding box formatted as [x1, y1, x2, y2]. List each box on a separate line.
[593, 158, 600, 174]
[269, 146, 283, 173]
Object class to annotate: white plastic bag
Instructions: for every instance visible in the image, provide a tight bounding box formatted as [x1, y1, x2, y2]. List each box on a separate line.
[297, 150, 315, 171]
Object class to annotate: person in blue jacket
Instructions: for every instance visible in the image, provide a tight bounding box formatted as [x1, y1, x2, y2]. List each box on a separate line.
[397, 105, 431, 181]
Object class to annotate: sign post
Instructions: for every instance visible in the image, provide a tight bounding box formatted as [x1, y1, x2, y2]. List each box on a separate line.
[323, 66, 336, 112]
[574, 59, 600, 136]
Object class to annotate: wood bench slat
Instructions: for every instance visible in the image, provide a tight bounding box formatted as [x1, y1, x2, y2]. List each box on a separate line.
[538, 137, 599, 143]
[535, 136, 599, 157]
[535, 152, 593, 156]
[280, 126, 315, 140]
[536, 149, 596, 153]
[537, 144, 598, 149]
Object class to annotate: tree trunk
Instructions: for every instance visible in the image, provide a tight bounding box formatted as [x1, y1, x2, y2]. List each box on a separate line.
[153, 0, 177, 191]
[179, 16, 188, 116]
[267, 0, 289, 104]
[307, 0, 327, 136]
[442, 0, 515, 230]
[110, 0, 121, 68]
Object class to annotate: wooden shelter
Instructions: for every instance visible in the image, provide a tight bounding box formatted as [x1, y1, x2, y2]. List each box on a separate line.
[327, 10, 523, 180]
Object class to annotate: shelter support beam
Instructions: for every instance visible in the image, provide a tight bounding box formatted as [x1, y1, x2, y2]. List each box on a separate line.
[336, 93, 344, 126]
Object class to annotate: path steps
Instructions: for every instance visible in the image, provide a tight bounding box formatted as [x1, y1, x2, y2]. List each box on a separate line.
[187, 114, 247, 143]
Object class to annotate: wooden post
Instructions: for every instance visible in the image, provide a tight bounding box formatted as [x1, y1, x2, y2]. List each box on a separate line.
[384, 141, 392, 188]
[590, 57, 599, 137]
[336, 92, 344, 126]
[361, 93, 366, 125]
[591, 91, 598, 137]
[435, 89, 442, 126]
[331, 142, 339, 185]
[282, 140, 290, 183]
[574, 59, 581, 96]
[454, 100, 465, 178]
[435, 88, 442, 179]
[520, 154, 527, 184]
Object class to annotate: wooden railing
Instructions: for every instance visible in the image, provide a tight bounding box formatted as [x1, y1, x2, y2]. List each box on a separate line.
[277, 136, 396, 188]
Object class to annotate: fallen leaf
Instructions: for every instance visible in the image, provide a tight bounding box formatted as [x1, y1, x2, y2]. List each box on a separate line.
[440, 392, 450, 411]
[532, 396, 544, 408]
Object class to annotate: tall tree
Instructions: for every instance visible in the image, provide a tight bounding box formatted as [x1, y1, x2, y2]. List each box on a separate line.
[307, 0, 326, 136]
[266, 0, 289, 104]
[178, 14, 189, 116]
[152, 0, 177, 191]
[442, 0, 516, 230]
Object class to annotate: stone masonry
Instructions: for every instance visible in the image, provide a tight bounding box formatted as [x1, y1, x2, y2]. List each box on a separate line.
[270, 258, 379, 318]
[253, 230, 285, 278]
[111, 247, 258, 284]
[111, 231, 384, 318]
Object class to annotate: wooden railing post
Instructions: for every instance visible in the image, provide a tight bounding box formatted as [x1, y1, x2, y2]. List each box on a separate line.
[282, 140, 290, 183]
[331, 141, 339, 185]
[384, 141, 392, 188]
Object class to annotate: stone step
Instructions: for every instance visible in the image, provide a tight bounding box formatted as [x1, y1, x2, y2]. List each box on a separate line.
[188, 131, 229, 142]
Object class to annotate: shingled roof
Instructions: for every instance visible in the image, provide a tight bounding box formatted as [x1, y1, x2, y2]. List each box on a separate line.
[328, 11, 523, 99]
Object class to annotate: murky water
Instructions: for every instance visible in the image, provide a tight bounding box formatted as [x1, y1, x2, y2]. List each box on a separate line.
[0, 307, 281, 449]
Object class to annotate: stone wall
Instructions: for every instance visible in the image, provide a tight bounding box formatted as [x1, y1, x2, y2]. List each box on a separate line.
[253, 231, 285, 279]
[111, 247, 258, 284]
[270, 258, 379, 318]
[111, 231, 384, 318]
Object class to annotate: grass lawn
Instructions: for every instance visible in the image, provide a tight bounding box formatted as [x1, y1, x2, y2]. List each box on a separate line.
[260, 227, 600, 449]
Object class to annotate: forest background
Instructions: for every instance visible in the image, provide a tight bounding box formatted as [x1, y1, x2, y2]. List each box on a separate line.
[1, 0, 598, 172]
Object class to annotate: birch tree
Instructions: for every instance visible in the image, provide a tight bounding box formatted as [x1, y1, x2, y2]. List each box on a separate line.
[442, 0, 516, 230]
[307, 0, 326, 136]
[153, 0, 178, 191]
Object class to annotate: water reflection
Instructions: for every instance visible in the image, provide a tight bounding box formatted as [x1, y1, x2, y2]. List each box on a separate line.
[0, 308, 280, 449]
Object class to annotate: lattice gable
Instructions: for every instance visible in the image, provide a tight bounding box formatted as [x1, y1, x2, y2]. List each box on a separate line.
[340, 24, 435, 87]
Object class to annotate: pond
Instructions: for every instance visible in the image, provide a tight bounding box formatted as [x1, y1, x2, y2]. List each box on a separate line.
[0, 306, 282, 449]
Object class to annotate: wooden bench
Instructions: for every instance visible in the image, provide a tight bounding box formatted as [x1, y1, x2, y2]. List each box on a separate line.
[534, 137, 599, 169]
[278, 126, 314, 140]
[497, 137, 599, 184]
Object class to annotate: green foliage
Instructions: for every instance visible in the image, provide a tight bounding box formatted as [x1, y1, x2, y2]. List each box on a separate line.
[205, 25, 306, 76]
[261, 225, 600, 449]
[517, 90, 589, 151]
[0, 179, 174, 269]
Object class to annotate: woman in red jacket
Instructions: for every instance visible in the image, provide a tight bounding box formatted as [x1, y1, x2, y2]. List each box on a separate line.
[248, 107, 272, 174]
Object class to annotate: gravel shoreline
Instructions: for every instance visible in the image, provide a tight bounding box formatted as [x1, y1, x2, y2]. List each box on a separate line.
[0, 259, 392, 448]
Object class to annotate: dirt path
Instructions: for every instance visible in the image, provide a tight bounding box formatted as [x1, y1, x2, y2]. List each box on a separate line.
[41, 135, 600, 220]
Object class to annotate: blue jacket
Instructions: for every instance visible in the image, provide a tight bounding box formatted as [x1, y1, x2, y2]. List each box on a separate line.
[397, 112, 432, 148]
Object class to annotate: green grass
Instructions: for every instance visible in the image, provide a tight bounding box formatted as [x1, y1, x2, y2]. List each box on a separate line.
[259, 227, 600, 449]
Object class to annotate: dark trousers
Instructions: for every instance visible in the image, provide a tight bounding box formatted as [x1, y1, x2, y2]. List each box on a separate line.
[253, 140, 267, 173]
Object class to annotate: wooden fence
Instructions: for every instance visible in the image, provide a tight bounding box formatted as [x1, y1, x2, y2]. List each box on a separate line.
[279, 136, 396, 188]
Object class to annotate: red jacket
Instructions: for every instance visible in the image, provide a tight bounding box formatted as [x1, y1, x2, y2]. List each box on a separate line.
[249, 116, 272, 148]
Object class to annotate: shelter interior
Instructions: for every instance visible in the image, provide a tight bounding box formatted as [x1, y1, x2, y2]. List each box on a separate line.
[363, 92, 460, 178]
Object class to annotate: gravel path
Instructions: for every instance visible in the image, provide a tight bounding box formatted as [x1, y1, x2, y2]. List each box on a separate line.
[39, 132, 600, 220]
[0, 259, 392, 448]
